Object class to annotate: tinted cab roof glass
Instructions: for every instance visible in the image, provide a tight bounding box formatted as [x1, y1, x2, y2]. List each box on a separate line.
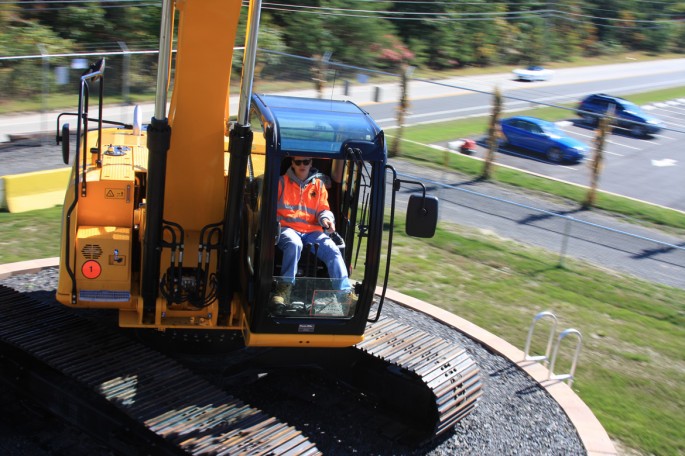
[257, 95, 379, 154]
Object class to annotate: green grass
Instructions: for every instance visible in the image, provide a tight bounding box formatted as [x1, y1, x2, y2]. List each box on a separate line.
[1, 205, 684, 454]
[0, 206, 63, 263]
[382, 221, 685, 456]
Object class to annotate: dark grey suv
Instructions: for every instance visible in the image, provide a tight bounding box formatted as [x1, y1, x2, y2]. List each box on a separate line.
[576, 93, 663, 137]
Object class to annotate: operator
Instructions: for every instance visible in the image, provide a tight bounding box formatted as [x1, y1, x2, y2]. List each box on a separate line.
[272, 156, 354, 309]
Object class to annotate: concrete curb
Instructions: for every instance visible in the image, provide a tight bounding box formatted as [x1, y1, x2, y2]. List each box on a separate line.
[1, 258, 616, 455]
[0, 257, 61, 279]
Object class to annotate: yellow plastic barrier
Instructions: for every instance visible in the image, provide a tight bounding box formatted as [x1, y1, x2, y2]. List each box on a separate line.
[1, 168, 71, 213]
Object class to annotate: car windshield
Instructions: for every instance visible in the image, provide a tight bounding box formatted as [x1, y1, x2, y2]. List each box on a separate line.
[540, 122, 562, 136]
[620, 100, 643, 114]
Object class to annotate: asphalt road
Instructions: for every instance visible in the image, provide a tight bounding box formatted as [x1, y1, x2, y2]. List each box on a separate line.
[437, 102, 685, 211]
[359, 60, 685, 212]
[4, 59, 684, 139]
[364, 61, 685, 126]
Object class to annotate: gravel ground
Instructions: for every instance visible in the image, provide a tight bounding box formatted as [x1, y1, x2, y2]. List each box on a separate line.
[1, 268, 586, 455]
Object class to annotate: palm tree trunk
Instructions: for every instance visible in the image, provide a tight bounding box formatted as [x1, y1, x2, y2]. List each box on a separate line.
[389, 64, 412, 157]
[584, 107, 614, 208]
[482, 87, 502, 180]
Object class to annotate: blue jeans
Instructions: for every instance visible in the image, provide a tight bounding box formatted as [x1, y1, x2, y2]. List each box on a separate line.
[277, 228, 351, 290]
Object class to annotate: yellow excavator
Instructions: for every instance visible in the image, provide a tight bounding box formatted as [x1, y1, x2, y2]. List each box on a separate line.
[54, 0, 481, 440]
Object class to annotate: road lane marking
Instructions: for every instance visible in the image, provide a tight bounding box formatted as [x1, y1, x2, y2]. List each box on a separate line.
[651, 159, 677, 167]
[554, 125, 629, 155]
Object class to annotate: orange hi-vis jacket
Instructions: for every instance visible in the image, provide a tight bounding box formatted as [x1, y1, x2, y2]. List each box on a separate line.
[277, 168, 334, 234]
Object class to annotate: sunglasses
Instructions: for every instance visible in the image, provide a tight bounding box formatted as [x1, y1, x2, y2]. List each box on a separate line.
[292, 159, 312, 166]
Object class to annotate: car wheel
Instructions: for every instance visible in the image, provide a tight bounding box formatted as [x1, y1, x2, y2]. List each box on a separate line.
[630, 124, 646, 137]
[547, 147, 563, 163]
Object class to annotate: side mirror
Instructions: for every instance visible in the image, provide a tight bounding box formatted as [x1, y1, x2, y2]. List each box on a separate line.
[61, 123, 70, 164]
[406, 194, 438, 238]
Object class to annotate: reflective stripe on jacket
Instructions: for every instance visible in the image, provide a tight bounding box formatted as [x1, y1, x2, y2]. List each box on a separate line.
[277, 168, 334, 234]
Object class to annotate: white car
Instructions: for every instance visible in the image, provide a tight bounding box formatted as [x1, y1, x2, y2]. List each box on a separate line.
[513, 65, 554, 82]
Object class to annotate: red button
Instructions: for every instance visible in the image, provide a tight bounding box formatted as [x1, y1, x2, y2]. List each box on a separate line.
[82, 260, 102, 279]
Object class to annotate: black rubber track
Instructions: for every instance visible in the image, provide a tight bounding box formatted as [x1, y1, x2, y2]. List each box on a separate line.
[0, 285, 321, 456]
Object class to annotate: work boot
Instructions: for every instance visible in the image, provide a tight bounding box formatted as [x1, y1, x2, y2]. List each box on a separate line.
[270, 282, 292, 313]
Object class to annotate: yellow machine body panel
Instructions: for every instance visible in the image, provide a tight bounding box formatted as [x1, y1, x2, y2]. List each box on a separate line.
[57, 127, 146, 309]
[57, 0, 244, 328]
[78, 148, 135, 228]
[74, 225, 134, 308]
[163, 0, 241, 230]
[243, 324, 364, 348]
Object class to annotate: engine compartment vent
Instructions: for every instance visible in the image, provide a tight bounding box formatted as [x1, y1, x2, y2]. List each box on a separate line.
[81, 244, 103, 259]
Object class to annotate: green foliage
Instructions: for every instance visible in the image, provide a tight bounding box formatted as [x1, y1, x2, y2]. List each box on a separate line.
[270, 0, 395, 70]
[2, 0, 684, 93]
[51, 4, 108, 43]
[0, 20, 74, 99]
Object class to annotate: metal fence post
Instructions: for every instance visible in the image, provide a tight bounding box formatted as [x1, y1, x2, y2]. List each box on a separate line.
[118, 41, 131, 105]
[37, 44, 49, 141]
[559, 217, 572, 267]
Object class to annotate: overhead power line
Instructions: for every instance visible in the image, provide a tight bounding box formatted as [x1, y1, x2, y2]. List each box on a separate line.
[2, 0, 683, 25]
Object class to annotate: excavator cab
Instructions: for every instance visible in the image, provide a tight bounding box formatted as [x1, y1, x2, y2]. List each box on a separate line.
[239, 94, 404, 346]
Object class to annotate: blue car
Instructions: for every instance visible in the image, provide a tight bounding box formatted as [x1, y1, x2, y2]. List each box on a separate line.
[499, 116, 587, 163]
[576, 93, 662, 137]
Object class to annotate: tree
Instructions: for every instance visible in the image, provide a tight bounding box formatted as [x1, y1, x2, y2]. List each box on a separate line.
[271, 0, 392, 69]
[584, 108, 613, 209]
[373, 34, 414, 70]
[0, 11, 74, 99]
[389, 64, 412, 157]
[482, 87, 502, 180]
[310, 54, 328, 98]
[393, 1, 457, 69]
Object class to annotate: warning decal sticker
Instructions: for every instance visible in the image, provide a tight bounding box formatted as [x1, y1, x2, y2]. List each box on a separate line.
[105, 188, 125, 199]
